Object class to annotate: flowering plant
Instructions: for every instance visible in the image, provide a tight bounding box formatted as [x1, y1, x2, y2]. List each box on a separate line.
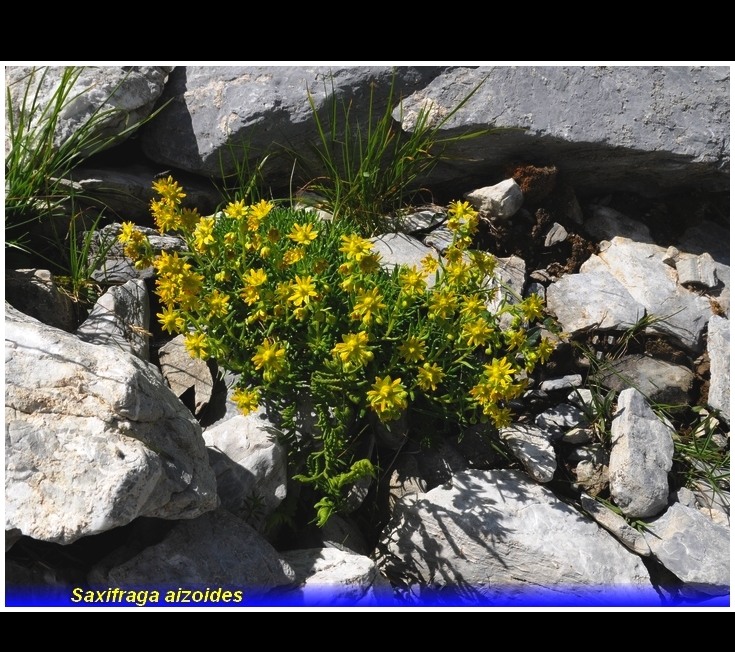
[120, 177, 556, 525]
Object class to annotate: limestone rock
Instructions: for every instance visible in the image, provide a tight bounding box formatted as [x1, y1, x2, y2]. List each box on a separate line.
[539, 375, 583, 392]
[584, 205, 653, 242]
[76, 279, 150, 360]
[6, 66, 172, 156]
[499, 424, 557, 483]
[580, 493, 650, 556]
[707, 315, 730, 423]
[96, 509, 295, 592]
[5, 306, 217, 544]
[5, 269, 77, 332]
[643, 502, 729, 596]
[397, 66, 729, 195]
[381, 469, 655, 604]
[597, 354, 695, 405]
[544, 222, 568, 247]
[581, 237, 712, 351]
[203, 411, 287, 530]
[280, 548, 392, 606]
[464, 179, 523, 219]
[71, 164, 222, 222]
[535, 404, 588, 437]
[676, 253, 719, 289]
[158, 334, 215, 416]
[547, 270, 645, 333]
[608, 389, 674, 519]
[370, 232, 440, 288]
[141, 66, 442, 178]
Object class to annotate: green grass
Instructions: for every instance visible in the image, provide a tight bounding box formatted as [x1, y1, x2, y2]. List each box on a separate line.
[295, 72, 488, 235]
[5, 66, 166, 301]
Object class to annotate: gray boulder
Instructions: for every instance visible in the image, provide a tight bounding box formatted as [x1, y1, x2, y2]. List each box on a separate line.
[464, 179, 523, 218]
[76, 279, 150, 360]
[597, 354, 695, 405]
[580, 493, 651, 556]
[499, 424, 557, 483]
[5, 305, 217, 544]
[203, 411, 287, 530]
[608, 389, 674, 519]
[643, 502, 730, 596]
[380, 469, 655, 604]
[158, 334, 215, 416]
[141, 66, 443, 178]
[547, 270, 645, 333]
[581, 237, 712, 351]
[5, 269, 77, 332]
[6, 66, 172, 156]
[707, 315, 730, 423]
[70, 164, 222, 222]
[397, 66, 729, 195]
[94, 508, 294, 593]
[280, 548, 393, 606]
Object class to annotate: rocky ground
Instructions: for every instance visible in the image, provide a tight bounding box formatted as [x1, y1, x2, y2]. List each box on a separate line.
[4, 65, 730, 607]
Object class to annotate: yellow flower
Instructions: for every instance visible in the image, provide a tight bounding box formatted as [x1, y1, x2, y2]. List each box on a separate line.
[421, 254, 439, 276]
[398, 336, 426, 363]
[461, 319, 493, 348]
[358, 253, 382, 274]
[193, 217, 216, 252]
[339, 234, 373, 262]
[248, 199, 274, 229]
[118, 221, 139, 244]
[184, 331, 208, 359]
[152, 176, 186, 203]
[153, 250, 187, 277]
[446, 199, 479, 235]
[428, 289, 458, 320]
[460, 296, 486, 318]
[224, 199, 249, 220]
[537, 338, 556, 363]
[240, 286, 260, 306]
[207, 290, 230, 318]
[351, 287, 386, 324]
[469, 250, 496, 276]
[366, 375, 408, 421]
[446, 259, 470, 284]
[289, 275, 318, 307]
[244, 268, 268, 287]
[288, 222, 318, 246]
[157, 306, 185, 334]
[179, 207, 201, 232]
[252, 338, 287, 382]
[331, 331, 374, 369]
[520, 294, 544, 322]
[485, 404, 513, 429]
[399, 266, 426, 296]
[504, 328, 526, 351]
[417, 362, 445, 392]
[483, 356, 515, 393]
[233, 387, 260, 415]
[283, 247, 305, 266]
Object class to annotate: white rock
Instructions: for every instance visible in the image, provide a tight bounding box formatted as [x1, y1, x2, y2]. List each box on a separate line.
[380, 469, 656, 604]
[547, 270, 645, 333]
[422, 226, 454, 254]
[76, 279, 150, 360]
[280, 548, 393, 606]
[5, 305, 217, 544]
[608, 389, 674, 519]
[707, 315, 729, 423]
[544, 222, 568, 247]
[539, 375, 583, 393]
[203, 411, 287, 531]
[370, 232, 440, 288]
[159, 334, 214, 416]
[94, 509, 295, 593]
[581, 237, 712, 351]
[580, 493, 650, 556]
[676, 252, 719, 289]
[535, 403, 588, 435]
[643, 502, 730, 596]
[464, 179, 523, 219]
[499, 424, 557, 483]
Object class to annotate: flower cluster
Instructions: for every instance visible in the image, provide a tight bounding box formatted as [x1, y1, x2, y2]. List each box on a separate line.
[120, 180, 557, 523]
